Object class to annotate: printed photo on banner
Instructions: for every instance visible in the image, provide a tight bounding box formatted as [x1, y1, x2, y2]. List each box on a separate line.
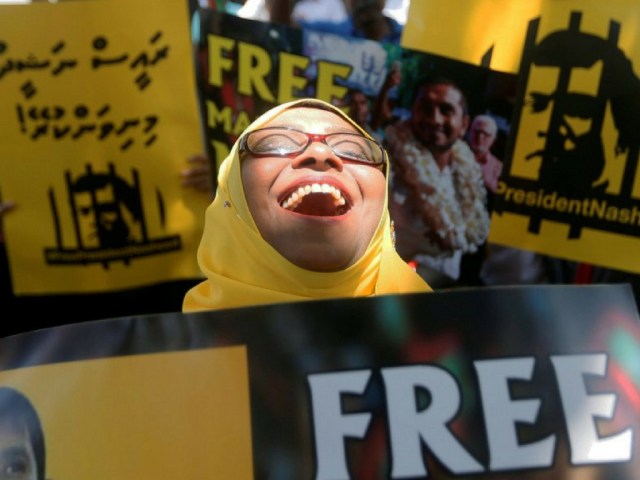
[376, 53, 514, 288]
[400, 0, 640, 275]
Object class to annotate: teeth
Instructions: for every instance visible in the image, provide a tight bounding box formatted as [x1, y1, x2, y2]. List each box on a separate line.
[281, 183, 346, 211]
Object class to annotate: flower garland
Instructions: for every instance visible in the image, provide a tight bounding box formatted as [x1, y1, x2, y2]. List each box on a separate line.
[385, 120, 490, 255]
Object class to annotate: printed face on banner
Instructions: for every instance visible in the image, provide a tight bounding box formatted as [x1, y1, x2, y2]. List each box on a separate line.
[469, 116, 498, 157]
[511, 23, 635, 200]
[0, 419, 38, 480]
[410, 83, 469, 155]
[0, 387, 43, 480]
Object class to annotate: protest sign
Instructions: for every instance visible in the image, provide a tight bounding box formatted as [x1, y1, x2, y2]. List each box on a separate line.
[1, 285, 638, 479]
[0, 0, 207, 294]
[402, 1, 640, 274]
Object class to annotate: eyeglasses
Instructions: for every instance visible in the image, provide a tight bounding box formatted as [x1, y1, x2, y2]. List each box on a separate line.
[239, 127, 385, 166]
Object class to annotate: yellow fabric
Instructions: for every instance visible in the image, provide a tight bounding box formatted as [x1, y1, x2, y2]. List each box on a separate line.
[183, 98, 431, 312]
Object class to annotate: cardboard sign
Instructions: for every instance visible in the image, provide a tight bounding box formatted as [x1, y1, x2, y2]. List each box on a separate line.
[402, 1, 640, 274]
[1, 284, 638, 478]
[0, 0, 207, 294]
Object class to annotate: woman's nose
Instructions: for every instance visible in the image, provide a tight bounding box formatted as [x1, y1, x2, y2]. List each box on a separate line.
[291, 141, 344, 171]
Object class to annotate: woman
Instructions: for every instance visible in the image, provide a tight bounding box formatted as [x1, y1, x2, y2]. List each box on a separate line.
[183, 98, 431, 312]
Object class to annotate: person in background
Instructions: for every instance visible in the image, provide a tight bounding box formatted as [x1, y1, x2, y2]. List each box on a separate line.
[290, 0, 403, 44]
[370, 59, 402, 132]
[346, 89, 370, 127]
[183, 97, 431, 312]
[349, 0, 402, 43]
[384, 76, 490, 287]
[342, 88, 384, 142]
[181, 153, 216, 199]
[291, 0, 349, 26]
[339, 62, 402, 143]
[236, 0, 293, 24]
[381, 0, 409, 25]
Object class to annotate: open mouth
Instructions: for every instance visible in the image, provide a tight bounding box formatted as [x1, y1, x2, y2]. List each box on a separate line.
[280, 182, 350, 216]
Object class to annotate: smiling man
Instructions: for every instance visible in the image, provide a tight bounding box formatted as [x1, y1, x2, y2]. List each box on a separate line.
[183, 98, 430, 312]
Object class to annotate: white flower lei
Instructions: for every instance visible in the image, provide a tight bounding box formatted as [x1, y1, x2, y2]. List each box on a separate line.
[385, 120, 490, 255]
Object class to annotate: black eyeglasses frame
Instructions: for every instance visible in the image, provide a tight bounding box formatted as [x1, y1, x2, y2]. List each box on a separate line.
[239, 126, 386, 167]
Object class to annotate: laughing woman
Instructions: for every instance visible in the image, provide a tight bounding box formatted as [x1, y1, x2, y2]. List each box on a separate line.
[183, 98, 431, 312]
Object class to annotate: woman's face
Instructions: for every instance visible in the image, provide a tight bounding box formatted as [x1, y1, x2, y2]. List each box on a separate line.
[241, 106, 386, 271]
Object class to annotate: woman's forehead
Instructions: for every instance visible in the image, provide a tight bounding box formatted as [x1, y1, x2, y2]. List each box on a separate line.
[265, 106, 356, 133]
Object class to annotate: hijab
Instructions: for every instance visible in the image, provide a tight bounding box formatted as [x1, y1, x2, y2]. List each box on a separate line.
[183, 98, 431, 312]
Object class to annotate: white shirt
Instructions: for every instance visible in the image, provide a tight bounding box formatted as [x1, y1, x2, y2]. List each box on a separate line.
[291, 0, 349, 23]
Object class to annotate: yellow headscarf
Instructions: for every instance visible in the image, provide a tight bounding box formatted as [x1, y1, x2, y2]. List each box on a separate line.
[183, 98, 431, 312]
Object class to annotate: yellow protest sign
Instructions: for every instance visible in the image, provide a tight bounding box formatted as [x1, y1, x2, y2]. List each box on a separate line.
[404, 1, 640, 273]
[0, 0, 208, 294]
[402, 0, 640, 73]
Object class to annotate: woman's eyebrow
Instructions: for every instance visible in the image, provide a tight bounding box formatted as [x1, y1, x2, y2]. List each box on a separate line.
[266, 123, 360, 134]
